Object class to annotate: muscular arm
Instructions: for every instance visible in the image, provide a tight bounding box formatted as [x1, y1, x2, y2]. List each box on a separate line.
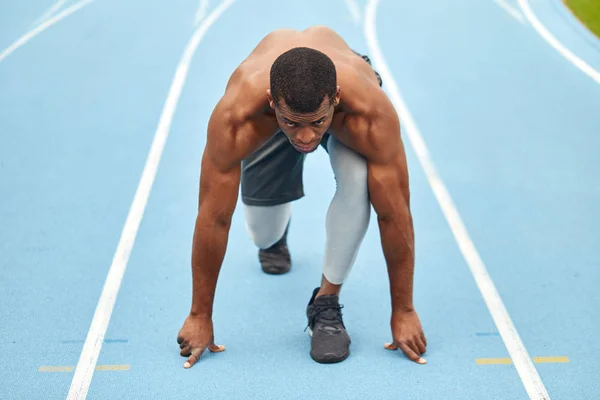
[177, 102, 244, 368]
[364, 99, 426, 363]
[366, 110, 415, 312]
[189, 101, 245, 318]
[178, 76, 276, 368]
[369, 160, 414, 311]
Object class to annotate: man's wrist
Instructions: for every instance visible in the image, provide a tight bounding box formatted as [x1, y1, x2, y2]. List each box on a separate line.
[190, 302, 212, 318]
[392, 303, 415, 314]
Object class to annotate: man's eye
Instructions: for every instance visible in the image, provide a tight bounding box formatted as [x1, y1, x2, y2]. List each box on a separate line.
[285, 121, 297, 127]
[313, 119, 324, 126]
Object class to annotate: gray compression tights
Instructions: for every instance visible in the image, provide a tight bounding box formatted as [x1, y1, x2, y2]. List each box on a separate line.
[243, 135, 371, 285]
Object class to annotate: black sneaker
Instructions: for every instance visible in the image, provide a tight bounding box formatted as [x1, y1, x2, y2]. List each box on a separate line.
[305, 287, 351, 363]
[258, 222, 291, 274]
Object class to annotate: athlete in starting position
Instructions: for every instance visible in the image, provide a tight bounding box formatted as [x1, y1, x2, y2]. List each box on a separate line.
[177, 26, 427, 367]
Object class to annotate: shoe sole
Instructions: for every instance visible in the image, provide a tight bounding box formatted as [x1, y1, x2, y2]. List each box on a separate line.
[307, 327, 350, 364]
[261, 266, 291, 275]
[310, 350, 350, 364]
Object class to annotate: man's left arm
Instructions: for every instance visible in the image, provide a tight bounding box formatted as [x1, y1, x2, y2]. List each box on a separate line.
[365, 108, 427, 365]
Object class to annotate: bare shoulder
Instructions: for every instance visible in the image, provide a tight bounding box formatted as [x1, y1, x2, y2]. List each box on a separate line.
[206, 65, 274, 170]
[367, 96, 403, 164]
[336, 65, 402, 164]
[222, 61, 269, 118]
[363, 93, 403, 164]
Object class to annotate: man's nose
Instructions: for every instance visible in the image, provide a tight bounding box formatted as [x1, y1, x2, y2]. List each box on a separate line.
[295, 129, 317, 144]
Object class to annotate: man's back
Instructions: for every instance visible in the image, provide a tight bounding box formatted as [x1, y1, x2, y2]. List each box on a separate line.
[219, 26, 384, 153]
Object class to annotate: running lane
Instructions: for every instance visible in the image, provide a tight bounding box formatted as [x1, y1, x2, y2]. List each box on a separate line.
[374, 0, 600, 399]
[0, 1, 57, 50]
[86, 0, 527, 399]
[0, 1, 198, 398]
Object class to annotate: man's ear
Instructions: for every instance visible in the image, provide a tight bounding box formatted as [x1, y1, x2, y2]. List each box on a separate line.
[266, 89, 276, 109]
[333, 86, 341, 106]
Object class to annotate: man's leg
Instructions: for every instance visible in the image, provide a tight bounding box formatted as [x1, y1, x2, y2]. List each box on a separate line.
[243, 202, 292, 274]
[306, 135, 371, 363]
[321, 135, 371, 290]
[313, 48, 381, 292]
[241, 130, 304, 274]
[243, 203, 291, 249]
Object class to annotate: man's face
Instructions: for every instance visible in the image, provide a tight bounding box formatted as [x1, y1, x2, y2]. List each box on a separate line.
[267, 88, 340, 154]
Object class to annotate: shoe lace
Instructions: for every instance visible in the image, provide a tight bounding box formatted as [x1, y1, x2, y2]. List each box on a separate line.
[305, 304, 344, 332]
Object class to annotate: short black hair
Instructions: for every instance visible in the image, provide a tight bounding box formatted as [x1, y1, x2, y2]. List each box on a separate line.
[270, 47, 337, 113]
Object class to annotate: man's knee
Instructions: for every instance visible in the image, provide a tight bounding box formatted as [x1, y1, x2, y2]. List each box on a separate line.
[243, 203, 291, 249]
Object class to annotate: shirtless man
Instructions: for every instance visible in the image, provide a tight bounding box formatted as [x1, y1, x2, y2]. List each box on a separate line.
[177, 26, 427, 367]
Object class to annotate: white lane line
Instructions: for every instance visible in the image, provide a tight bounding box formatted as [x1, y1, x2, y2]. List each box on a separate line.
[33, 0, 69, 26]
[0, 0, 95, 64]
[344, 0, 361, 25]
[362, 0, 551, 399]
[518, 0, 600, 84]
[493, 0, 526, 25]
[195, 0, 209, 26]
[64, 0, 236, 399]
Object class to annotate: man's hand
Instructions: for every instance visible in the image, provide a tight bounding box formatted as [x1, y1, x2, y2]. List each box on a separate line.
[385, 309, 427, 364]
[177, 314, 225, 368]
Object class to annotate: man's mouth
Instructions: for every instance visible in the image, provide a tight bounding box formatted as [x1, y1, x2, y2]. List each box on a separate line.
[292, 141, 318, 153]
[293, 143, 317, 153]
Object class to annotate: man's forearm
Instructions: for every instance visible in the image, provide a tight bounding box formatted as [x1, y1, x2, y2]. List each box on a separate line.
[189, 210, 231, 317]
[378, 214, 415, 312]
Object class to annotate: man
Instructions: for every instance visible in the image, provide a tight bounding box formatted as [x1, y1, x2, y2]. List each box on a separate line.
[177, 26, 427, 368]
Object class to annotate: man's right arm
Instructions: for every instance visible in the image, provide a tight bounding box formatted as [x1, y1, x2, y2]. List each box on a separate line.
[189, 101, 244, 318]
[177, 70, 275, 368]
[177, 98, 250, 368]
